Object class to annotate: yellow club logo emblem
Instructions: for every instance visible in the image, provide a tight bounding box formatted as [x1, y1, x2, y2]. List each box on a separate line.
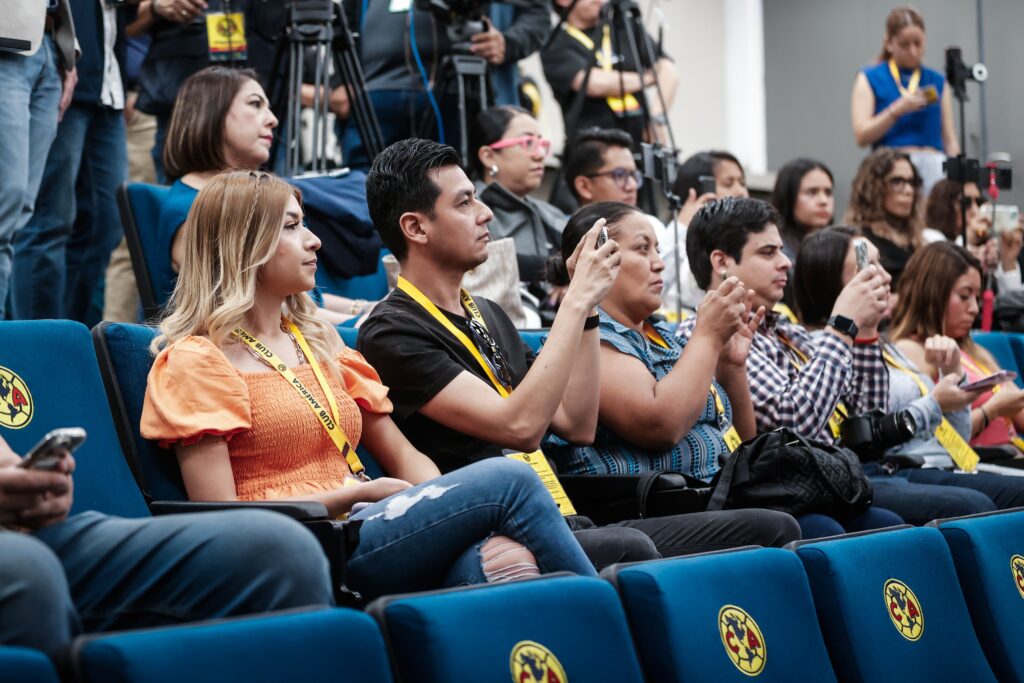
[510, 640, 567, 683]
[718, 605, 767, 676]
[1012, 555, 1024, 600]
[0, 366, 32, 429]
[884, 579, 924, 641]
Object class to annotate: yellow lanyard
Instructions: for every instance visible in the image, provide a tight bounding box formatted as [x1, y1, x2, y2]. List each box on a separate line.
[888, 59, 921, 97]
[563, 24, 640, 115]
[397, 276, 510, 397]
[647, 324, 742, 452]
[777, 334, 849, 439]
[882, 348, 979, 472]
[232, 319, 366, 480]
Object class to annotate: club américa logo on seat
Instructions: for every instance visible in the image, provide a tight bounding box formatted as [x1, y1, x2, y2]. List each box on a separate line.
[884, 578, 924, 641]
[0, 366, 32, 429]
[1012, 555, 1024, 600]
[718, 604, 766, 676]
[510, 640, 567, 683]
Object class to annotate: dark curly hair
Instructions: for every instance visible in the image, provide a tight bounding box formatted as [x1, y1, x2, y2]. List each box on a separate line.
[844, 148, 924, 249]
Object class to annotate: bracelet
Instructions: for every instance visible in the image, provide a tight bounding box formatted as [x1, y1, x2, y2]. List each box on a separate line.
[584, 314, 600, 330]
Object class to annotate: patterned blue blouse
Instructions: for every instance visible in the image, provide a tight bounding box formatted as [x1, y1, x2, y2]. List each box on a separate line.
[546, 310, 731, 481]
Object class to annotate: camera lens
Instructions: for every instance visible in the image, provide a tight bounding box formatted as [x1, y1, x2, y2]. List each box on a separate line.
[874, 410, 918, 448]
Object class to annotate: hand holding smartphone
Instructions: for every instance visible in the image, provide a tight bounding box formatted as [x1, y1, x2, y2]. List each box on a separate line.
[854, 239, 870, 272]
[961, 371, 1017, 393]
[19, 428, 86, 470]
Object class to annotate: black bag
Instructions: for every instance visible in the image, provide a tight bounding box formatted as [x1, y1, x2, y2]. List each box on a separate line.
[706, 429, 873, 520]
[558, 472, 711, 526]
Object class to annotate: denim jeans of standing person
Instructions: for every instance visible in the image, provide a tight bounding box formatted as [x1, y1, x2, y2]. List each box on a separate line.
[12, 103, 127, 322]
[0, 510, 333, 658]
[347, 457, 596, 599]
[0, 36, 62, 319]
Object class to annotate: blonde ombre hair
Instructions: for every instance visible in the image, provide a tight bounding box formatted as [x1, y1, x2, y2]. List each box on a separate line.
[153, 171, 343, 369]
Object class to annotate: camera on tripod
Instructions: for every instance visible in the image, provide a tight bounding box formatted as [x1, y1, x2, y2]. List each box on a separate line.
[945, 156, 1012, 193]
[641, 143, 678, 201]
[839, 409, 918, 461]
[415, 0, 486, 46]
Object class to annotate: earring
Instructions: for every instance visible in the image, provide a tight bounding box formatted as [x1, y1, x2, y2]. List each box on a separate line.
[489, 164, 499, 177]
[719, 269, 728, 279]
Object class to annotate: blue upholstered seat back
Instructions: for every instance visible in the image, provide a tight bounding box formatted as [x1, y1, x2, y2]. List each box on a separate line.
[0, 647, 59, 683]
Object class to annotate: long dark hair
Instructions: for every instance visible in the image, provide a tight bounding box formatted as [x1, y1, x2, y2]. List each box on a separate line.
[547, 202, 641, 286]
[844, 148, 924, 249]
[672, 151, 744, 201]
[793, 226, 859, 326]
[771, 158, 834, 254]
[925, 179, 964, 241]
[878, 5, 925, 62]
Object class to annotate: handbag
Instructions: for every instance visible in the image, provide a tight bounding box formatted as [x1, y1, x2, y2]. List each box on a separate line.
[706, 428, 873, 520]
[558, 471, 712, 526]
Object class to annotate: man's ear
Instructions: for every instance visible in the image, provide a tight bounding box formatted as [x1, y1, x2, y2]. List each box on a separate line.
[573, 175, 594, 203]
[709, 249, 732, 275]
[399, 211, 429, 247]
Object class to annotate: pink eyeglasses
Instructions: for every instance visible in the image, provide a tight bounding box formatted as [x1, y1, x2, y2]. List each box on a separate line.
[488, 135, 552, 157]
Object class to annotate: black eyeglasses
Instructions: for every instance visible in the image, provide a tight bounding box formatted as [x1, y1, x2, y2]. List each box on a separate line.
[887, 176, 923, 191]
[587, 168, 645, 190]
[961, 196, 987, 209]
[467, 318, 513, 389]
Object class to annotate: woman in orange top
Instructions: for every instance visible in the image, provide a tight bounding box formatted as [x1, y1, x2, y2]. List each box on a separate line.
[141, 171, 596, 598]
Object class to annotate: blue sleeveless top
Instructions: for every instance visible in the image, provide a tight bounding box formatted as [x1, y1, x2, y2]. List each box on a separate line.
[154, 180, 199, 309]
[862, 61, 944, 151]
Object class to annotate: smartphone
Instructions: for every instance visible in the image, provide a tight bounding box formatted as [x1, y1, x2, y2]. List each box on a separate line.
[697, 175, 717, 197]
[19, 427, 87, 470]
[962, 371, 1017, 393]
[922, 84, 939, 104]
[596, 226, 609, 248]
[854, 239, 870, 272]
[986, 204, 1020, 235]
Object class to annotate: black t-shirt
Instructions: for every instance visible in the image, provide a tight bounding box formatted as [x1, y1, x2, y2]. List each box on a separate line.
[357, 289, 535, 473]
[541, 21, 666, 138]
[862, 227, 914, 287]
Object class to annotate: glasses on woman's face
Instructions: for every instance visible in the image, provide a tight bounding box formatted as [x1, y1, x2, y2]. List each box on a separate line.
[488, 135, 552, 158]
[886, 175, 922, 191]
[961, 196, 987, 209]
[587, 167, 645, 190]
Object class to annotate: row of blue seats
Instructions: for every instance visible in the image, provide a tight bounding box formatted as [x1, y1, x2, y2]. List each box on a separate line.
[3, 511, 1023, 682]
[972, 331, 1024, 389]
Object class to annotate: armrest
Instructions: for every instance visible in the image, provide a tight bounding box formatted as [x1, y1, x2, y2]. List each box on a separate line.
[149, 500, 329, 521]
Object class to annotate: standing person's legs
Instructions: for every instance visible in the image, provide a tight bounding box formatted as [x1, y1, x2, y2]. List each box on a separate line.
[11, 103, 89, 320]
[347, 458, 597, 599]
[610, 509, 801, 557]
[903, 468, 1024, 510]
[0, 531, 78, 656]
[868, 474, 996, 525]
[151, 113, 170, 184]
[64, 108, 128, 323]
[32, 511, 332, 643]
[0, 38, 61, 319]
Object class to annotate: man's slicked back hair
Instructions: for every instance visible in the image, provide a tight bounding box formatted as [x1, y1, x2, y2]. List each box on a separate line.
[366, 138, 464, 261]
[686, 197, 783, 290]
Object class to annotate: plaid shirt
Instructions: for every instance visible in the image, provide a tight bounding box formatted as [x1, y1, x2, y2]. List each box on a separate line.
[677, 313, 889, 443]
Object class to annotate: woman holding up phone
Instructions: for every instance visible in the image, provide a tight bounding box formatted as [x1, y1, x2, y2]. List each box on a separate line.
[796, 229, 1024, 513]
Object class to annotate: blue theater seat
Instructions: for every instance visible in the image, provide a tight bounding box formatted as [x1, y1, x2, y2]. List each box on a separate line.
[369, 575, 645, 683]
[519, 329, 547, 354]
[935, 508, 1024, 682]
[794, 526, 997, 683]
[605, 548, 837, 682]
[73, 608, 392, 683]
[972, 331, 1024, 388]
[117, 182, 172, 321]
[0, 647, 59, 683]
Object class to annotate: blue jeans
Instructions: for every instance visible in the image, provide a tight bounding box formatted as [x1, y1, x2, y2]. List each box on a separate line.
[902, 467, 1024, 510]
[0, 511, 332, 657]
[0, 36, 62, 319]
[348, 458, 596, 599]
[864, 463, 997, 525]
[797, 507, 904, 539]
[12, 103, 127, 322]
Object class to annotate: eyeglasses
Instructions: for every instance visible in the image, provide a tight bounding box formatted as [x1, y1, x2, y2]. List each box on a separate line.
[886, 175, 923, 191]
[488, 135, 552, 158]
[587, 168, 645, 190]
[961, 196, 987, 209]
[466, 318, 513, 389]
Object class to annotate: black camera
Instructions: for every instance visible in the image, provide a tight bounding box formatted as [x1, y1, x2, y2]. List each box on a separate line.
[945, 156, 1012, 192]
[839, 409, 918, 461]
[415, 0, 486, 44]
[641, 143, 678, 200]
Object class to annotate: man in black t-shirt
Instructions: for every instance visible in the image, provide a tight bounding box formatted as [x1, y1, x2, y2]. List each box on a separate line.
[358, 138, 800, 567]
[541, 0, 677, 146]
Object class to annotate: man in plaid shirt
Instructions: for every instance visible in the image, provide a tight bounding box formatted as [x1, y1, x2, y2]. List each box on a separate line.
[677, 198, 891, 444]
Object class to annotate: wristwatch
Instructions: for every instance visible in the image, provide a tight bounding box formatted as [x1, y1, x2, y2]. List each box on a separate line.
[826, 314, 859, 339]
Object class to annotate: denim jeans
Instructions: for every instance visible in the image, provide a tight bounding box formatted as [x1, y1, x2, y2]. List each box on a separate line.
[901, 467, 1024, 510]
[12, 103, 127, 322]
[348, 458, 596, 599]
[0, 510, 332, 657]
[797, 507, 904, 539]
[864, 462, 997, 525]
[0, 36, 62, 319]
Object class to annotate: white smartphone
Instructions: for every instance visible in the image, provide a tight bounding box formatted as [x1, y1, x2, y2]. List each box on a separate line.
[19, 427, 87, 470]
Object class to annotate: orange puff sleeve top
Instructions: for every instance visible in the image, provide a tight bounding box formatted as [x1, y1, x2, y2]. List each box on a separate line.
[141, 336, 392, 501]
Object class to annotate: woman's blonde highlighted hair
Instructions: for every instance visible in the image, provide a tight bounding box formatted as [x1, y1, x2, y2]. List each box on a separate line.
[153, 171, 343, 368]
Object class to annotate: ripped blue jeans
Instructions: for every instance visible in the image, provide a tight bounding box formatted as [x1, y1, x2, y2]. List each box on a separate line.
[347, 458, 596, 599]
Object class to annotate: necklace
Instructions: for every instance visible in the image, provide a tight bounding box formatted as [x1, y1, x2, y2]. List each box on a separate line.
[240, 318, 306, 367]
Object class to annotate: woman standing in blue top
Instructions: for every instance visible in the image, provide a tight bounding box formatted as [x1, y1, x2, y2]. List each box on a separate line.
[851, 6, 959, 192]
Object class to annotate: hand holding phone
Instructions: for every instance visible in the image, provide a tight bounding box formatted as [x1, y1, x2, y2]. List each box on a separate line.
[19, 428, 86, 470]
[596, 226, 609, 248]
[697, 175, 717, 198]
[854, 239, 870, 272]
[922, 84, 939, 104]
[961, 371, 1017, 393]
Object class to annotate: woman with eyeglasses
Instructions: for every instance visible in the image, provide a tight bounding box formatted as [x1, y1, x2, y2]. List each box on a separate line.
[472, 106, 567, 295]
[845, 148, 924, 286]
